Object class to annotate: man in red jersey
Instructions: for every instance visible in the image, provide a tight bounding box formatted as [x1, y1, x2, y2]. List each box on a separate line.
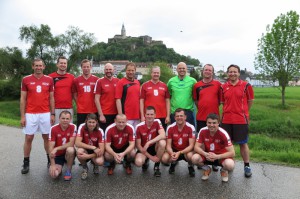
[49, 111, 76, 181]
[104, 114, 136, 175]
[20, 58, 55, 174]
[192, 113, 235, 182]
[49, 56, 75, 124]
[193, 64, 221, 133]
[94, 63, 119, 131]
[221, 64, 254, 178]
[115, 62, 140, 128]
[72, 59, 99, 128]
[140, 66, 170, 130]
[75, 113, 105, 180]
[162, 108, 196, 177]
[135, 106, 166, 177]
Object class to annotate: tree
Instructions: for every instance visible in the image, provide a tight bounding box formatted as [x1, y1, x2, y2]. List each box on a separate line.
[141, 62, 174, 84]
[255, 10, 300, 106]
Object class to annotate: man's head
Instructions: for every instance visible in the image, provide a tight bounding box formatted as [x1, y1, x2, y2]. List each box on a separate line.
[32, 58, 45, 75]
[104, 63, 114, 78]
[176, 62, 187, 79]
[202, 64, 214, 80]
[151, 66, 160, 82]
[56, 56, 68, 73]
[115, 114, 127, 131]
[125, 62, 136, 81]
[174, 108, 186, 126]
[206, 113, 220, 134]
[145, 106, 156, 123]
[227, 64, 240, 83]
[59, 110, 72, 127]
[85, 113, 99, 132]
[81, 59, 92, 76]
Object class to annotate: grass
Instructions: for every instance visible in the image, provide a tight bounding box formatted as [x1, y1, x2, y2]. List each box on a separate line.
[1, 86, 300, 167]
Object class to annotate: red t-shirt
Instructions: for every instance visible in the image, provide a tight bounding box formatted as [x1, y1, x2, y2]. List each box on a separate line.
[94, 77, 119, 115]
[115, 78, 140, 120]
[166, 122, 196, 151]
[221, 80, 254, 124]
[135, 119, 163, 147]
[49, 123, 77, 156]
[77, 123, 104, 146]
[105, 123, 135, 149]
[48, 72, 74, 109]
[21, 74, 54, 113]
[197, 127, 232, 154]
[193, 80, 221, 121]
[72, 75, 99, 113]
[140, 80, 170, 118]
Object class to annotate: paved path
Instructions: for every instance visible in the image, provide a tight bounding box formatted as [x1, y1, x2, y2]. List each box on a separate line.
[0, 125, 299, 199]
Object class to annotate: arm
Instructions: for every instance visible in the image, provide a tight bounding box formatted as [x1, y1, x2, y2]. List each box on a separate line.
[166, 138, 173, 155]
[73, 92, 78, 103]
[194, 141, 208, 157]
[140, 98, 145, 122]
[95, 94, 106, 123]
[208, 145, 235, 161]
[20, 91, 27, 127]
[144, 128, 166, 150]
[75, 136, 98, 151]
[120, 141, 135, 157]
[180, 137, 195, 154]
[165, 98, 170, 124]
[248, 100, 253, 110]
[49, 91, 55, 125]
[116, 99, 122, 114]
[105, 142, 120, 163]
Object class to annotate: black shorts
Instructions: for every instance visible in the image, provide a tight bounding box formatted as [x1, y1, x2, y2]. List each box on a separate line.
[196, 120, 207, 134]
[111, 144, 129, 153]
[55, 155, 66, 166]
[204, 159, 222, 167]
[158, 118, 167, 131]
[221, 123, 249, 144]
[137, 144, 156, 156]
[99, 114, 117, 132]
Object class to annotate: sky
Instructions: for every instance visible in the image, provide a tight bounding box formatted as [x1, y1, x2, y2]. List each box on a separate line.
[0, 0, 299, 73]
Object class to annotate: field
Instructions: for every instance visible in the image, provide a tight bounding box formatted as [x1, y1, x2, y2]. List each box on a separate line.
[0, 87, 299, 167]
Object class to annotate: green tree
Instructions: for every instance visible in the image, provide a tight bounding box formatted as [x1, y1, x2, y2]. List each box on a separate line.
[255, 10, 300, 106]
[141, 62, 174, 84]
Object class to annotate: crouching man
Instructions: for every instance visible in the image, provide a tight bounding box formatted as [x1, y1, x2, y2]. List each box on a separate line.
[192, 113, 235, 182]
[49, 111, 76, 181]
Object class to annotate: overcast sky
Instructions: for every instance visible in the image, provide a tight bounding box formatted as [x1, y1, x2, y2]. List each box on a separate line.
[0, 0, 299, 73]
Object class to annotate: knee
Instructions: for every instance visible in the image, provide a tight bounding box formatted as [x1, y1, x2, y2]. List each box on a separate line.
[158, 140, 166, 149]
[191, 154, 202, 165]
[135, 157, 144, 167]
[95, 157, 104, 166]
[222, 159, 235, 171]
[161, 153, 170, 164]
[25, 135, 34, 143]
[66, 147, 75, 155]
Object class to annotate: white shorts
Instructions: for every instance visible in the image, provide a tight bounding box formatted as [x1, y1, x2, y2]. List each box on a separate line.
[23, 113, 51, 135]
[127, 119, 140, 129]
[54, 108, 73, 124]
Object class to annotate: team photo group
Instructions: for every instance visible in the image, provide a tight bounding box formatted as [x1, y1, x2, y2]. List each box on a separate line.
[20, 56, 254, 183]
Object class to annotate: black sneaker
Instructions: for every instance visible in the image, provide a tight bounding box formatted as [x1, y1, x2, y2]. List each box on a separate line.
[188, 166, 195, 177]
[142, 159, 149, 171]
[154, 167, 161, 177]
[212, 165, 219, 172]
[21, 161, 29, 174]
[169, 162, 176, 174]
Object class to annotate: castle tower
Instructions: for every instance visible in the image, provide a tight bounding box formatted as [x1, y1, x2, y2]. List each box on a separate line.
[121, 23, 126, 38]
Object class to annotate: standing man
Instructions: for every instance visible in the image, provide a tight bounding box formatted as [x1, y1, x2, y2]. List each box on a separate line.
[72, 59, 99, 128]
[48, 111, 76, 181]
[162, 108, 196, 177]
[104, 114, 136, 175]
[49, 56, 75, 124]
[20, 58, 55, 174]
[167, 62, 196, 126]
[135, 106, 166, 177]
[193, 64, 221, 132]
[94, 63, 119, 131]
[221, 64, 254, 178]
[192, 113, 235, 182]
[115, 62, 140, 128]
[140, 66, 170, 130]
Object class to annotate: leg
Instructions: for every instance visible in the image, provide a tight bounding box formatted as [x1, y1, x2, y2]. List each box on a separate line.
[135, 153, 147, 167]
[155, 139, 166, 160]
[161, 152, 171, 164]
[191, 153, 204, 166]
[65, 147, 75, 171]
[240, 143, 250, 163]
[24, 134, 34, 157]
[42, 134, 49, 154]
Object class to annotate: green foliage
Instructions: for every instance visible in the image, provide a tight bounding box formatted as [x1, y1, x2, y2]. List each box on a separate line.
[189, 68, 201, 81]
[141, 62, 175, 84]
[255, 10, 300, 106]
[0, 78, 22, 100]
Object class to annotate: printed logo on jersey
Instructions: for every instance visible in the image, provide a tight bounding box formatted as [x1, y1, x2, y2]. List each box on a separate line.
[154, 89, 158, 96]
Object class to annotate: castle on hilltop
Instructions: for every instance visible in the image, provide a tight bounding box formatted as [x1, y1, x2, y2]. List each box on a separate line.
[108, 24, 163, 46]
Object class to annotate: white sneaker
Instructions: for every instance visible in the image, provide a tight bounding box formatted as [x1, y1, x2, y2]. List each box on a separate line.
[221, 169, 229, 182]
[201, 165, 211, 181]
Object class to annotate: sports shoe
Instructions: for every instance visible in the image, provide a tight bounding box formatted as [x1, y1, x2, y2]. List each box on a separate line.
[93, 164, 100, 174]
[64, 170, 72, 181]
[201, 165, 211, 181]
[142, 159, 149, 171]
[21, 160, 29, 174]
[169, 162, 176, 174]
[81, 167, 88, 180]
[188, 165, 195, 177]
[244, 166, 252, 178]
[107, 163, 115, 175]
[125, 165, 132, 175]
[221, 169, 229, 182]
[212, 165, 219, 172]
[154, 167, 161, 177]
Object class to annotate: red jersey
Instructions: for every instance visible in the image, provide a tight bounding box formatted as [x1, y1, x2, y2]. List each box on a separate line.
[166, 122, 196, 151]
[49, 123, 77, 156]
[105, 123, 135, 149]
[221, 80, 254, 124]
[21, 74, 54, 113]
[115, 78, 140, 120]
[197, 127, 232, 154]
[48, 72, 74, 108]
[135, 119, 163, 147]
[193, 80, 221, 121]
[72, 75, 99, 113]
[140, 80, 170, 118]
[77, 123, 104, 146]
[94, 77, 119, 115]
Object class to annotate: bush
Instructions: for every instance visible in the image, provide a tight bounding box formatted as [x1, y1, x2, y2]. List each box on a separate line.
[0, 78, 21, 100]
